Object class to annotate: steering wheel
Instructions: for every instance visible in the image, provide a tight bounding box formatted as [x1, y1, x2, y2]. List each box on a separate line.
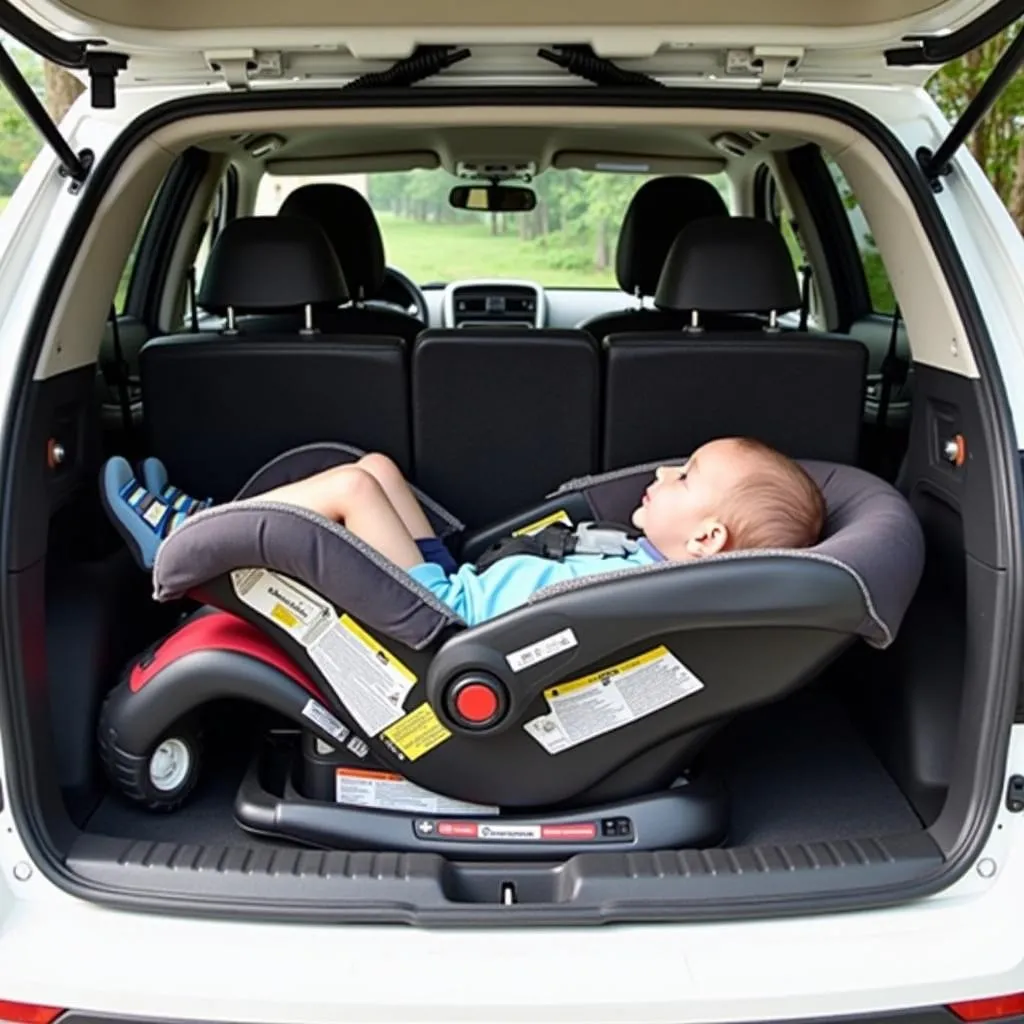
[368, 266, 429, 324]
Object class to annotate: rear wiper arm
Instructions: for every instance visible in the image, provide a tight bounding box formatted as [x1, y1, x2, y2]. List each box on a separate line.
[537, 45, 665, 88]
[342, 45, 471, 90]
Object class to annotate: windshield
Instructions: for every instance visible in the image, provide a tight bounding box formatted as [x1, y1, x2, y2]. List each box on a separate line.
[256, 168, 733, 289]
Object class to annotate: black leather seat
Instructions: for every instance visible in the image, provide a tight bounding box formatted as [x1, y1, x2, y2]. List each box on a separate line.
[578, 176, 731, 343]
[240, 183, 424, 345]
[411, 328, 601, 527]
[139, 216, 411, 502]
[602, 216, 869, 470]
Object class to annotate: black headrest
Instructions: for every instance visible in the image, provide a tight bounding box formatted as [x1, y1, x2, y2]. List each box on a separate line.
[198, 216, 349, 315]
[654, 216, 802, 314]
[279, 184, 386, 300]
[615, 176, 730, 297]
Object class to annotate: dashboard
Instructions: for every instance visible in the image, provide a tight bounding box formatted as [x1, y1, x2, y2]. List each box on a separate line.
[415, 278, 634, 332]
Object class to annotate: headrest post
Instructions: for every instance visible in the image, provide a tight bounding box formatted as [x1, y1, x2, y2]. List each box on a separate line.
[300, 303, 316, 335]
[685, 309, 703, 334]
[224, 306, 237, 335]
[767, 309, 780, 333]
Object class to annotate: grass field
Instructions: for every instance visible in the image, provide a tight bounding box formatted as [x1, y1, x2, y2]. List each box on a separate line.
[376, 213, 618, 288]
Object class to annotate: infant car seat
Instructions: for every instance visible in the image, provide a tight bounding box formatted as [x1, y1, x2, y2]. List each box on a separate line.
[97, 441, 924, 857]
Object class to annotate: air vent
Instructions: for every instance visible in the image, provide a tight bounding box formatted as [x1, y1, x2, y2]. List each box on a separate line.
[444, 282, 543, 328]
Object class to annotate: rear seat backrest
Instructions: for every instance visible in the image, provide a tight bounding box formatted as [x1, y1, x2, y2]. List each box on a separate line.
[139, 216, 411, 502]
[602, 216, 869, 469]
[412, 329, 600, 527]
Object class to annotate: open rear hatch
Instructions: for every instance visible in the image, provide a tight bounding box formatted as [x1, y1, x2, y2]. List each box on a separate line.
[3, 0, 1023, 90]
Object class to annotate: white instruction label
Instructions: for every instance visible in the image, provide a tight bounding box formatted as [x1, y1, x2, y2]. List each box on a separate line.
[231, 569, 417, 738]
[308, 614, 416, 737]
[336, 767, 499, 816]
[231, 568, 335, 646]
[301, 699, 349, 744]
[506, 628, 578, 673]
[523, 646, 704, 754]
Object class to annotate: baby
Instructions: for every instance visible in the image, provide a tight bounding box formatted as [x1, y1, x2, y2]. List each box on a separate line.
[104, 437, 825, 626]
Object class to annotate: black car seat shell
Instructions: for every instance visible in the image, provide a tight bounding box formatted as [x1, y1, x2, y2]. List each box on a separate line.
[578, 176, 732, 342]
[138, 217, 412, 501]
[602, 216, 869, 469]
[98, 440, 924, 852]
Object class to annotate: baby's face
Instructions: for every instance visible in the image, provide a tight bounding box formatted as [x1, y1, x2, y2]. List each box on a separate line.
[631, 439, 754, 559]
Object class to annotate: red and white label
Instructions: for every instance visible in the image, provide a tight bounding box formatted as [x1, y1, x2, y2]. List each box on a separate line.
[430, 820, 598, 842]
[540, 823, 598, 840]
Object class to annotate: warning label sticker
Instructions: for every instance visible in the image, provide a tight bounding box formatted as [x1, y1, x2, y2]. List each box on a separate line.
[523, 646, 704, 754]
[336, 767, 498, 815]
[422, 820, 598, 842]
[308, 614, 416, 737]
[512, 509, 573, 537]
[232, 569, 417, 739]
[506, 627, 578, 673]
[300, 698, 349, 744]
[231, 568, 335, 646]
[382, 702, 451, 761]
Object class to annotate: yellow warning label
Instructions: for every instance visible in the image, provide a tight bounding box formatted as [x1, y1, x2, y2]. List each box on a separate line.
[271, 603, 299, 629]
[382, 702, 451, 761]
[544, 646, 670, 700]
[512, 509, 572, 537]
[340, 613, 417, 685]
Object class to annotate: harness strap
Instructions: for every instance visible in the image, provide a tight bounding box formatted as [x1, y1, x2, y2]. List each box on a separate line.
[473, 520, 638, 571]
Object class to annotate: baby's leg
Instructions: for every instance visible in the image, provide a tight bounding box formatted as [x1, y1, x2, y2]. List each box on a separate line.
[354, 453, 434, 539]
[354, 452, 459, 573]
[256, 465, 424, 570]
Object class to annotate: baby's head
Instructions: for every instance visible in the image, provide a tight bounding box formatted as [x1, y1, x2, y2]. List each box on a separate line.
[631, 437, 825, 560]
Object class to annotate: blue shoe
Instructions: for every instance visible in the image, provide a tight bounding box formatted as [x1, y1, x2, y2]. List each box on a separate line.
[100, 457, 212, 570]
[141, 457, 212, 519]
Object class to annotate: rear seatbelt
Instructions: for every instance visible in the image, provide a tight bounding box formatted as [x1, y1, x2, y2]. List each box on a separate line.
[187, 265, 199, 332]
[474, 521, 640, 571]
[104, 304, 134, 438]
[876, 304, 906, 435]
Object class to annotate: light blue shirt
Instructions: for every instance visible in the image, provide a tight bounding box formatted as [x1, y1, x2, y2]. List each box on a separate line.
[407, 539, 664, 625]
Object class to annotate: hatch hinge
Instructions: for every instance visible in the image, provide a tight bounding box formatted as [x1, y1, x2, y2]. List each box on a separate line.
[205, 49, 282, 90]
[726, 46, 804, 87]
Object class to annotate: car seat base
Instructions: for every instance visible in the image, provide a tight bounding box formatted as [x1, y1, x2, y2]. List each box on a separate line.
[233, 732, 729, 858]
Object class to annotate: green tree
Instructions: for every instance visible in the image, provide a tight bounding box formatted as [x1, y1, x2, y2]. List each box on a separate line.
[0, 43, 45, 195]
[928, 20, 1024, 231]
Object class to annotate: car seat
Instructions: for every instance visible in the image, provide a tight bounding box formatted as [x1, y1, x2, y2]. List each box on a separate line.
[97, 442, 924, 857]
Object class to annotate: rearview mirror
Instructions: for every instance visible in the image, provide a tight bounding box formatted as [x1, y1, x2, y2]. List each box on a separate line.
[449, 183, 536, 213]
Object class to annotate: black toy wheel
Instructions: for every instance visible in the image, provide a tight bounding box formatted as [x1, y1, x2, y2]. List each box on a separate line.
[99, 710, 204, 812]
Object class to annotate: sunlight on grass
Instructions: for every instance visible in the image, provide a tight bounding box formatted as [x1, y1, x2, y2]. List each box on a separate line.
[377, 214, 619, 288]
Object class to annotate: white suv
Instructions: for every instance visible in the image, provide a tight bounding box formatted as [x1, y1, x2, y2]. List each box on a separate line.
[0, 0, 1023, 1021]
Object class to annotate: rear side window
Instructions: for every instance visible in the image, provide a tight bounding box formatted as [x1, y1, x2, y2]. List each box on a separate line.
[823, 156, 897, 315]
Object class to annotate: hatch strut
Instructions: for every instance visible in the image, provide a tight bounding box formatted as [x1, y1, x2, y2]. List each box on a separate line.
[915, 15, 1024, 191]
[537, 45, 665, 88]
[342, 45, 471, 89]
[0, 42, 92, 187]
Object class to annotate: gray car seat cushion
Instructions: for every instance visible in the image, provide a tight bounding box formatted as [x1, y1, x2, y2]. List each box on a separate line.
[153, 501, 462, 650]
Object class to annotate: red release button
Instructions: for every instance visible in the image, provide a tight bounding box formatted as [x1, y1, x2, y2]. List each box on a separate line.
[454, 682, 499, 723]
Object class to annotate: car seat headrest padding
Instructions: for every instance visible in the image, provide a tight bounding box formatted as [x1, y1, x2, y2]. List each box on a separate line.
[233, 441, 465, 539]
[197, 216, 350, 315]
[279, 183, 387, 301]
[615, 176, 730, 298]
[152, 503, 462, 650]
[548, 458, 924, 648]
[655, 216, 802, 315]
